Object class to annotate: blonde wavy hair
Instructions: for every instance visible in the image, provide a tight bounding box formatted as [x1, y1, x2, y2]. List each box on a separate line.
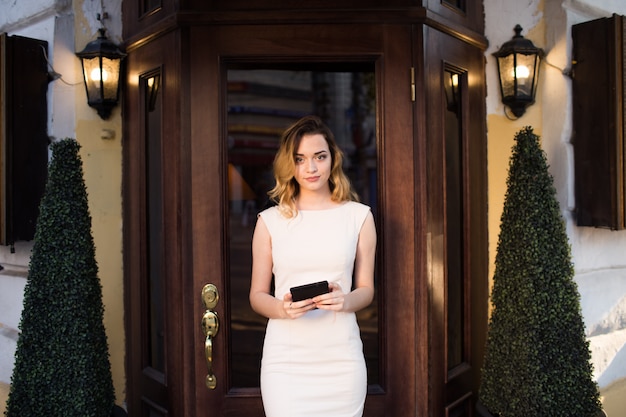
[268, 115, 358, 218]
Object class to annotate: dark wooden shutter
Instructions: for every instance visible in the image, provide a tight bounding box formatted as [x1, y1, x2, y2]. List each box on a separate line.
[572, 14, 626, 230]
[0, 34, 49, 245]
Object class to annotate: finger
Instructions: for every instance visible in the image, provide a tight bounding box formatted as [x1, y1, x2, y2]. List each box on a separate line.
[294, 300, 314, 308]
[329, 281, 343, 292]
[316, 295, 340, 307]
[286, 299, 314, 317]
[286, 302, 301, 319]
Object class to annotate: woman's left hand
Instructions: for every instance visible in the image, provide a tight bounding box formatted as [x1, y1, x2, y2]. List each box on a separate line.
[313, 282, 344, 311]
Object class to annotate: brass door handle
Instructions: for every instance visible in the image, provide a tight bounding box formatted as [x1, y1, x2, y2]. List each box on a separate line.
[201, 284, 219, 389]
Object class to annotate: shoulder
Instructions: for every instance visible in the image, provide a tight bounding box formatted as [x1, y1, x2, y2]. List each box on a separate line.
[343, 201, 373, 227]
[258, 204, 279, 216]
[258, 205, 294, 233]
[344, 201, 371, 215]
[258, 205, 280, 222]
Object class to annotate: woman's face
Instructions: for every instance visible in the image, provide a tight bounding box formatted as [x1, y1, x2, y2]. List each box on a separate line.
[293, 133, 332, 194]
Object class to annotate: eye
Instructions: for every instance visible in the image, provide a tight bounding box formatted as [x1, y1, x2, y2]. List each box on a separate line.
[316, 153, 327, 160]
[295, 156, 304, 163]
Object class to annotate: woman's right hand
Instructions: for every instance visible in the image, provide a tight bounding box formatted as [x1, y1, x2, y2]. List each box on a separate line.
[283, 293, 316, 319]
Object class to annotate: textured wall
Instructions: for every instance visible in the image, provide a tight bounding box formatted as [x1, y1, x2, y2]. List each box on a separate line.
[0, 0, 125, 407]
[484, 0, 626, 414]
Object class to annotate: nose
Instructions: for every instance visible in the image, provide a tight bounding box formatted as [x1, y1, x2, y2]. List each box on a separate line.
[307, 159, 318, 173]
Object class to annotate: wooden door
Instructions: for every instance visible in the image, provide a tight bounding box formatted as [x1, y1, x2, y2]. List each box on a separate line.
[123, 20, 487, 417]
[188, 23, 418, 417]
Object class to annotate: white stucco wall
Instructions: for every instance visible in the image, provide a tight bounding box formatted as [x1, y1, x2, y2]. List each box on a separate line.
[485, 0, 626, 395]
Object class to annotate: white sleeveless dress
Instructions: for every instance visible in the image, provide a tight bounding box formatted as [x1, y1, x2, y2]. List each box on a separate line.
[258, 201, 371, 417]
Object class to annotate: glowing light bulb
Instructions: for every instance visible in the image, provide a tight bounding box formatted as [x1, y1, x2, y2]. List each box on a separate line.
[90, 68, 109, 82]
[515, 65, 530, 79]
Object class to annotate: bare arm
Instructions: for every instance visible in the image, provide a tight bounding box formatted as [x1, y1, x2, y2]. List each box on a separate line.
[315, 211, 377, 312]
[249, 217, 316, 319]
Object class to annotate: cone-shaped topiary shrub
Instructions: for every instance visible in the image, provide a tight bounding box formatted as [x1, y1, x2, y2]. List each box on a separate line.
[479, 127, 602, 417]
[5, 138, 114, 417]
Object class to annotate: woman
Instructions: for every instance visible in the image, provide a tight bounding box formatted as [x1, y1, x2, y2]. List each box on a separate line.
[249, 115, 377, 417]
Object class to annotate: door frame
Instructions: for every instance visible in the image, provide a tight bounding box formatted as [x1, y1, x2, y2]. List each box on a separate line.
[123, 19, 488, 417]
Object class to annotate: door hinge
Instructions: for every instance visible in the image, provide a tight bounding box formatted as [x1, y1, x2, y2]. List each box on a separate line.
[410, 67, 416, 102]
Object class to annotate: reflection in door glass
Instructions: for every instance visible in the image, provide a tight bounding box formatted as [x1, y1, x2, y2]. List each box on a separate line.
[143, 71, 165, 373]
[227, 68, 378, 388]
[444, 68, 466, 371]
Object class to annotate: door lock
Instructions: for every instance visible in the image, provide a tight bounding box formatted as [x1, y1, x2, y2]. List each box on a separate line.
[201, 284, 220, 389]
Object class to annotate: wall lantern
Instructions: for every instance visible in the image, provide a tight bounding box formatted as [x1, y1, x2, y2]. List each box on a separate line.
[76, 28, 126, 120]
[493, 24, 544, 118]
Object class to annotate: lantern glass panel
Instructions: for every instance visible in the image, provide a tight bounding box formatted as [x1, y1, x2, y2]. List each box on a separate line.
[514, 53, 537, 98]
[101, 57, 121, 100]
[81, 56, 101, 101]
[497, 54, 515, 97]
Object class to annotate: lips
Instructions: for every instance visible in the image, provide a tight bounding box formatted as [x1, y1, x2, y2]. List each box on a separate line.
[305, 176, 320, 182]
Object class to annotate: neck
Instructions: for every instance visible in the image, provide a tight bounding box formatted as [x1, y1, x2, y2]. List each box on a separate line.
[296, 189, 335, 210]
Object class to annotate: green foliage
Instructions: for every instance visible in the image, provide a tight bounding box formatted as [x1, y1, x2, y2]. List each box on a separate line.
[5, 139, 114, 417]
[479, 127, 602, 417]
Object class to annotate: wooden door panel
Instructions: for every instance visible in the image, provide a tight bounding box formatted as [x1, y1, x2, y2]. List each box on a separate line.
[124, 29, 190, 417]
[422, 26, 488, 416]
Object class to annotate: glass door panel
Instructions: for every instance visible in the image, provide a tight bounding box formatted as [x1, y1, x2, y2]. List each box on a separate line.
[226, 67, 379, 390]
[444, 67, 466, 372]
[143, 71, 165, 375]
